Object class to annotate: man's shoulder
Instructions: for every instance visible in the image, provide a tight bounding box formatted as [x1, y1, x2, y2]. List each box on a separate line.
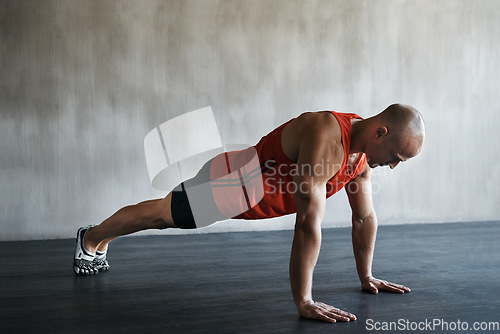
[295, 112, 344, 166]
[297, 111, 343, 144]
[281, 111, 343, 163]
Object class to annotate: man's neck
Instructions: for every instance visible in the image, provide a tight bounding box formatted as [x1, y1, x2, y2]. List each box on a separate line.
[350, 118, 366, 154]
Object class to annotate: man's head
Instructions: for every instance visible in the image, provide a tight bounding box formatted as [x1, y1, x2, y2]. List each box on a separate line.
[364, 104, 425, 169]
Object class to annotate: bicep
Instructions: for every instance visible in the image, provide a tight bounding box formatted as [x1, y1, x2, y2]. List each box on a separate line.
[293, 129, 342, 224]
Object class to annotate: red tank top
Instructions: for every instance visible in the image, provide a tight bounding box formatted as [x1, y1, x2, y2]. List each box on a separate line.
[210, 111, 366, 220]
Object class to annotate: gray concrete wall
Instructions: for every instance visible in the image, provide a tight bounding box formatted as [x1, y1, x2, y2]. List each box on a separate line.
[1, 0, 499, 241]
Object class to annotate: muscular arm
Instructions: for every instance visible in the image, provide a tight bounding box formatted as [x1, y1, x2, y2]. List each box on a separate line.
[290, 178, 325, 307]
[346, 165, 377, 281]
[289, 124, 356, 323]
[346, 164, 411, 293]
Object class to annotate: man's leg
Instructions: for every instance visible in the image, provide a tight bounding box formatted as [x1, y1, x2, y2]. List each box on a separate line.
[73, 192, 176, 275]
[84, 193, 176, 254]
[73, 156, 224, 275]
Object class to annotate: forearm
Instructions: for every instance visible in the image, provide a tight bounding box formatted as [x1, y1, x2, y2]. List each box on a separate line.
[351, 214, 378, 281]
[289, 217, 322, 307]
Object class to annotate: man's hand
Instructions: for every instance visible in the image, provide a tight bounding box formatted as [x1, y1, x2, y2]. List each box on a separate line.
[361, 276, 411, 294]
[297, 300, 357, 323]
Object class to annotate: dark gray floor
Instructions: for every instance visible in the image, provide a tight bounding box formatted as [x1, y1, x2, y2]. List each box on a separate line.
[1, 221, 499, 333]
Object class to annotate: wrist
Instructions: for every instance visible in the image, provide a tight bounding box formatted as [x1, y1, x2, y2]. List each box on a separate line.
[360, 275, 373, 283]
[294, 297, 314, 308]
[296, 299, 315, 312]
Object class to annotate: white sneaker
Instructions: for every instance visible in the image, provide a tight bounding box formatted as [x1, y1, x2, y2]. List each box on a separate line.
[73, 226, 98, 276]
[93, 249, 110, 272]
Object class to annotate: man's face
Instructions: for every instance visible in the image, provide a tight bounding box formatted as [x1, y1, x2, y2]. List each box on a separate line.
[365, 130, 422, 169]
[366, 139, 401, 169]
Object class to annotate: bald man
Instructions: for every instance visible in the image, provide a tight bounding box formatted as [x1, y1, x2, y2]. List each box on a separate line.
[73, 104, 425, 324]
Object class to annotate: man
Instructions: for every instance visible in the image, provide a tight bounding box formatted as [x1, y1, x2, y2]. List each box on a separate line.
[73, 103, 425, 323]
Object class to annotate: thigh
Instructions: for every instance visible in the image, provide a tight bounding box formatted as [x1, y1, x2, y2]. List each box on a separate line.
[156, 193, 176, 228]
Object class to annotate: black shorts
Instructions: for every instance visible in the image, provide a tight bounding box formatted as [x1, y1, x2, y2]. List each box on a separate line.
[170, 158, 227, 229]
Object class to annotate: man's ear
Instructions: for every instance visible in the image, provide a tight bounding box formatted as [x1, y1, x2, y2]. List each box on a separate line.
[375, 126, 388, 139]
